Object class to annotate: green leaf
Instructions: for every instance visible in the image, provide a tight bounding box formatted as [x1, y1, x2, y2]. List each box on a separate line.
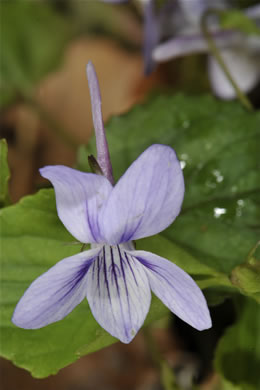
[217, 377, 248, 390]
[220, 10, 260, 36]
[231, 260, 260, 303]
[0, 139, 10, 206]
[215, 298, 260, 390]
[204, 287, 236, 307]
[0, 189, 168, 377]
[82, 93, 260, 278]
[0, 0, 71, 107]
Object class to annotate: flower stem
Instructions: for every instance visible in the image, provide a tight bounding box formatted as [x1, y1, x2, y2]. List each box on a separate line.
[201, 9, 254, 112]
[246, 239, 260, 264]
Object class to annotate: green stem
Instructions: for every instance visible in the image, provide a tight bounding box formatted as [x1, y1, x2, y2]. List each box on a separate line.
[201, 9, 253, 112]
[143, 327, 185, 390]
[246, 239, 260, 264]
[81, 243, 88, 252]
[143, 326, 161, 367]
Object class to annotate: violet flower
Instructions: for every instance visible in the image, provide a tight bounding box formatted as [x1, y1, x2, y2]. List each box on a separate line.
[102, 0, 260, 99]
[153, 0, 260, 99]
[12, 61, 211, 343]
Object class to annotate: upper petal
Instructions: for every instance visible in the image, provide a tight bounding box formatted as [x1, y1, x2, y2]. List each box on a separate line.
[131, 250, 212, 331]
[86, 244, 151, 343]
[99, 144, 185, 244]
[40, 166, 113, 243]
[12, 248, 101, 329]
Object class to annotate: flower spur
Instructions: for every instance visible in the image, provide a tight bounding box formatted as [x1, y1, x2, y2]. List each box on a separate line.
[12, 61, 211, 343]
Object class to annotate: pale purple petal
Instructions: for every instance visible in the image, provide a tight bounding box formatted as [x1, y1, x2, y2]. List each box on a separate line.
[245, 4, 260, 20]
[208, 49, 260, 99]
[12, 248, 101, 329]
[143, 0, 159, 75]
[86, 61, 114, 184]
[178, 0, 208, 25]
[131, 250, 212, 331]
[40, 166, 112, 243]
[153, 30, 241, 62]
[99, 144, 184, 245]
[86, 244, 151, 343]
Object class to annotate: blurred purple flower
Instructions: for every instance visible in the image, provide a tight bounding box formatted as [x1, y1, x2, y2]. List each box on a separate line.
[103, 0, 260, 99]
[12, 61, 211, 343]
[153, 0, 260, 99]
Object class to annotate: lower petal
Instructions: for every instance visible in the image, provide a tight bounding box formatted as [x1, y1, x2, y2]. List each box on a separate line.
[130, 250, 212, 331]
[86, 245, 151, 343]
[208, 49, 260, 99]
[12, 248, 101, 329]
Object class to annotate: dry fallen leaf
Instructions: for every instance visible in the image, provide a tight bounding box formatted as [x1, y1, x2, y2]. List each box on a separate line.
[2, 37, 163, 202]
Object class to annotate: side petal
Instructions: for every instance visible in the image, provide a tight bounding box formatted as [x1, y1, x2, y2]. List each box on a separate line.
[86, 244, 151, 343]
[153, 30, 241, 62]
[99, 144, 185, 244]
[131, 250, 212, 331]
[245, 4, 260, 19]
[12, 248, 101, 329]
[40, 165, 113, 243]
[208, 49, 260, 99]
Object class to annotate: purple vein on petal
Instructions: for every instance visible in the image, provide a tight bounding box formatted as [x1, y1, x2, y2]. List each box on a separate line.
[60, 261, 92, 299]
[12, 249, 100, 329]
[86, 244, 151, 343]
[118, 246, 131, 322]
[131, 250, 212, 331]
[103, 246, 112, 303]
[124, 251, 138, 286]
[110, 247, 127, 334]
[93, 256, 102, 298]
[86, 61, 114, 185]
